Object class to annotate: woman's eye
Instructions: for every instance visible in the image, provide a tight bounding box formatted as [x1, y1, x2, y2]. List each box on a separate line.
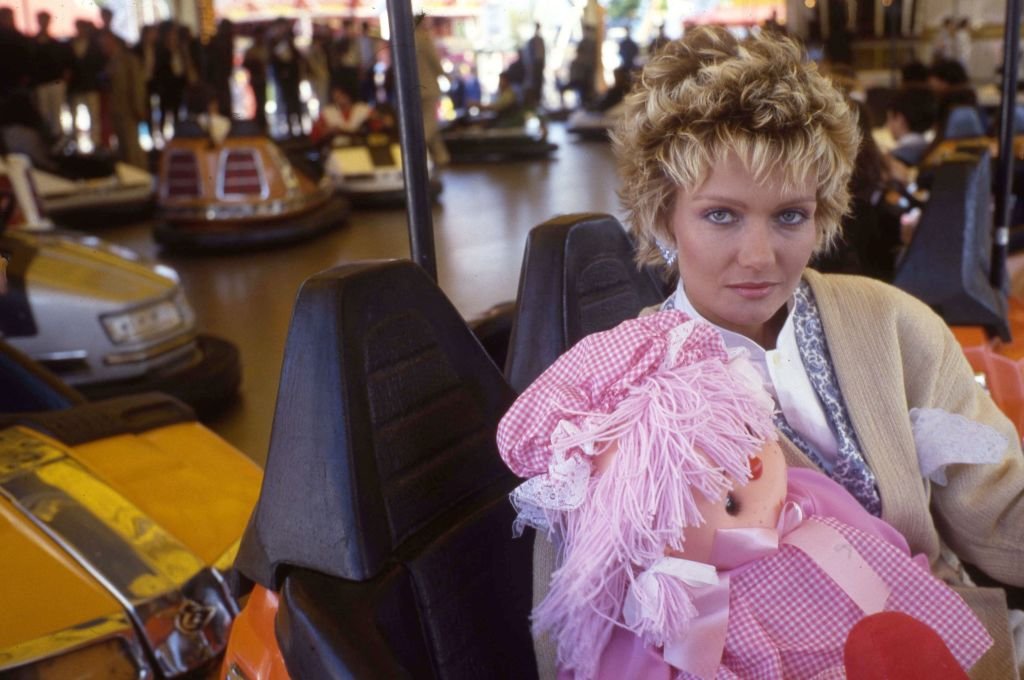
[777, 210, 808, 226]
[704, 209, 736, 225]
[724, 492, 741, 517]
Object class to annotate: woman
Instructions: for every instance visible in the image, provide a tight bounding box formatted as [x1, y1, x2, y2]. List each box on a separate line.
[533, 26, 1024, 679]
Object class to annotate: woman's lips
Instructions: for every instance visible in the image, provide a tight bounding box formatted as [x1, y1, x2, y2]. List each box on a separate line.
[728, 282, 776, 299]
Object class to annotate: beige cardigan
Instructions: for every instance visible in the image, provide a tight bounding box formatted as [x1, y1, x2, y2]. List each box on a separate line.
[531, 270, 1024, 679]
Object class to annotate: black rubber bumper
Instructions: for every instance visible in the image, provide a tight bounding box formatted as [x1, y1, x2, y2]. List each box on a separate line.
[345, 177, 443, 209]
[442, 134, 558, 163]
[76, 334, 241, 420]
[154, 195, 350, 252]
[47, 196, 156, 229]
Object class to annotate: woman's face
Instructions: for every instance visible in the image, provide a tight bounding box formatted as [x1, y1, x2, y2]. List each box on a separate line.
[671, 153, 818, 345]
[675, 439, 788, 565]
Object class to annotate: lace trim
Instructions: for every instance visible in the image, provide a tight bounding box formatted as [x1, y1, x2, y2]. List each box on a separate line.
[909, 408, 1007, 485]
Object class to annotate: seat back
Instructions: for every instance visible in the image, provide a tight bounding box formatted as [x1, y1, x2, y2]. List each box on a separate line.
[942, 106, 986, 139]
[892, 152, 1008, 338]
[0, 340, 83, 413]
[505, 213, 667, 392]
[235, 260, 536, 678]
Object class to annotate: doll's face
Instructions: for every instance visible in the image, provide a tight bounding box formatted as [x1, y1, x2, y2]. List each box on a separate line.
[671, 439, 788, 565]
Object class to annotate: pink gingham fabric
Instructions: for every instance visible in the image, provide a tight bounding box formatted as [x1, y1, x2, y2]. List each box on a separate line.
[497, 310, 728, 477]
[571, 469, 993, 680]
[712, 514, 991, 678]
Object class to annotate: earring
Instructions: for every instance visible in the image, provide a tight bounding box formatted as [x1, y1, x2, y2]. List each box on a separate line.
[656, 239, 677, 266]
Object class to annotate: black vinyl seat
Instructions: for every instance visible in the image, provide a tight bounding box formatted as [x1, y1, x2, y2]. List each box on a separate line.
[892, 151, 1009, 339]
[0, 340, 83, 413]
[234, 259, 536, 679]
[505, 213, 667, 393]
[942, 106, 986, 140]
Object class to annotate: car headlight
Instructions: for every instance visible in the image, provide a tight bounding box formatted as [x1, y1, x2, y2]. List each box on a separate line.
[101, 298, 185, 344]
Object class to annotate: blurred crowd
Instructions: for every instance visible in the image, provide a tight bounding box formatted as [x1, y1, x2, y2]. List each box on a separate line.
[0, 7, 403, 169]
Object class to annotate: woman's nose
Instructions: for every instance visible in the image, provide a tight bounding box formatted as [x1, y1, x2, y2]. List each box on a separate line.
[736, 221, 775, 269]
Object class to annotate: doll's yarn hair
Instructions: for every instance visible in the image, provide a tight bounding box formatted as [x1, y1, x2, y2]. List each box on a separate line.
[532, 342, 775, 679]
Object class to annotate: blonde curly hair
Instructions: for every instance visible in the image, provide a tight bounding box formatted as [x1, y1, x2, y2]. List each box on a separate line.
[612, 26, 861, 271]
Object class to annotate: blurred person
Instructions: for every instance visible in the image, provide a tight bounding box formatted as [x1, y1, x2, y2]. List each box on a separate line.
[31, 11, 72, 139]
[885, 87, 937, 161]
[567, 24, 598, 107]
[96, 7, 118, 145]
[67, 19, 105, 147]
[618, 28, 638, 71]
[814, 100, 902, 280]
[243, 26, 268, 129]
[99, 7, 114, 37]
[900, 60, 929, 87]
[927, 59, 981, 136]
[205, 19, 235, 119]
[763, 10, 785, 35]
[100, 31, 146, 168]
[270, 22, 304, 135]
[931, 17, 955, 64]
[136, 25, 159, 133]
[0, 6, 31, 94]
[448, 62, 481, 111]
[330, 19, 360, 103]
[505, 50, 526, 101]
[185, 83, 230, 144]
[647, 23, 668, 56]
[366, 102, 396, 134]
[414, 14, 449, 166]
[953, 17, 972, 70]
[524, 22, 545, 109]
[588, 65, 630, 112]
[153, 22, 191, 136]
[357, 21, 377, 103]
[484, 71, 525, 128]
[311, 83, 370, 141]
[928, 58, 969, 95]
[178, 25, 202, 84]
[306, 26, 331, 111]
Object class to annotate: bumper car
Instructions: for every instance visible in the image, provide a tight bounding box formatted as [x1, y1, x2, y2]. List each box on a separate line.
[0, 125, 154, 226]
[0, 340, 261, 678]
[321, 132, 443, 208]
[441, 109, 557, 163]
[565, 69, 631, 142]
[565, 102, 624, 141]
[154, 121, 350, 251]
[0, 154, 241, 419]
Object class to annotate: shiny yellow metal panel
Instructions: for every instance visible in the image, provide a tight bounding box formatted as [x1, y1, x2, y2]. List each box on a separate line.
[0, 613, 148, 676]
[0, 497, 120, 650]
[70, 422, 262, 565]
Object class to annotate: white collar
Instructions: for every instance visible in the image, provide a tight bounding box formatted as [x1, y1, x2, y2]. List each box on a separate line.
[669, 280, 795, 358]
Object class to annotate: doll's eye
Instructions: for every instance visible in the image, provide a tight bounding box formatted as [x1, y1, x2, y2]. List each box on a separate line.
[725, 492, 741, 517]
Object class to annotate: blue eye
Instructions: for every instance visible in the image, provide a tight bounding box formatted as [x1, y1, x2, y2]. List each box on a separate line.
[704, 209, 736, 225]
[777, 210, 808, 226]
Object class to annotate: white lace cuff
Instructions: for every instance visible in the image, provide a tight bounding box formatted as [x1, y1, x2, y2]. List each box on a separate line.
[910, 408, 1007, 485]
[509, 431, 593, 535]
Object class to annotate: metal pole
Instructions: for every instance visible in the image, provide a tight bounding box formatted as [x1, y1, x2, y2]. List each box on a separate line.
[993, 0, 1022, 295]
[385, 0, 438, 281]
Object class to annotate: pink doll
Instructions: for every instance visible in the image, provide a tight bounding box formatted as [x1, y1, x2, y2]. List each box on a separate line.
[497, 310, 993, 680]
